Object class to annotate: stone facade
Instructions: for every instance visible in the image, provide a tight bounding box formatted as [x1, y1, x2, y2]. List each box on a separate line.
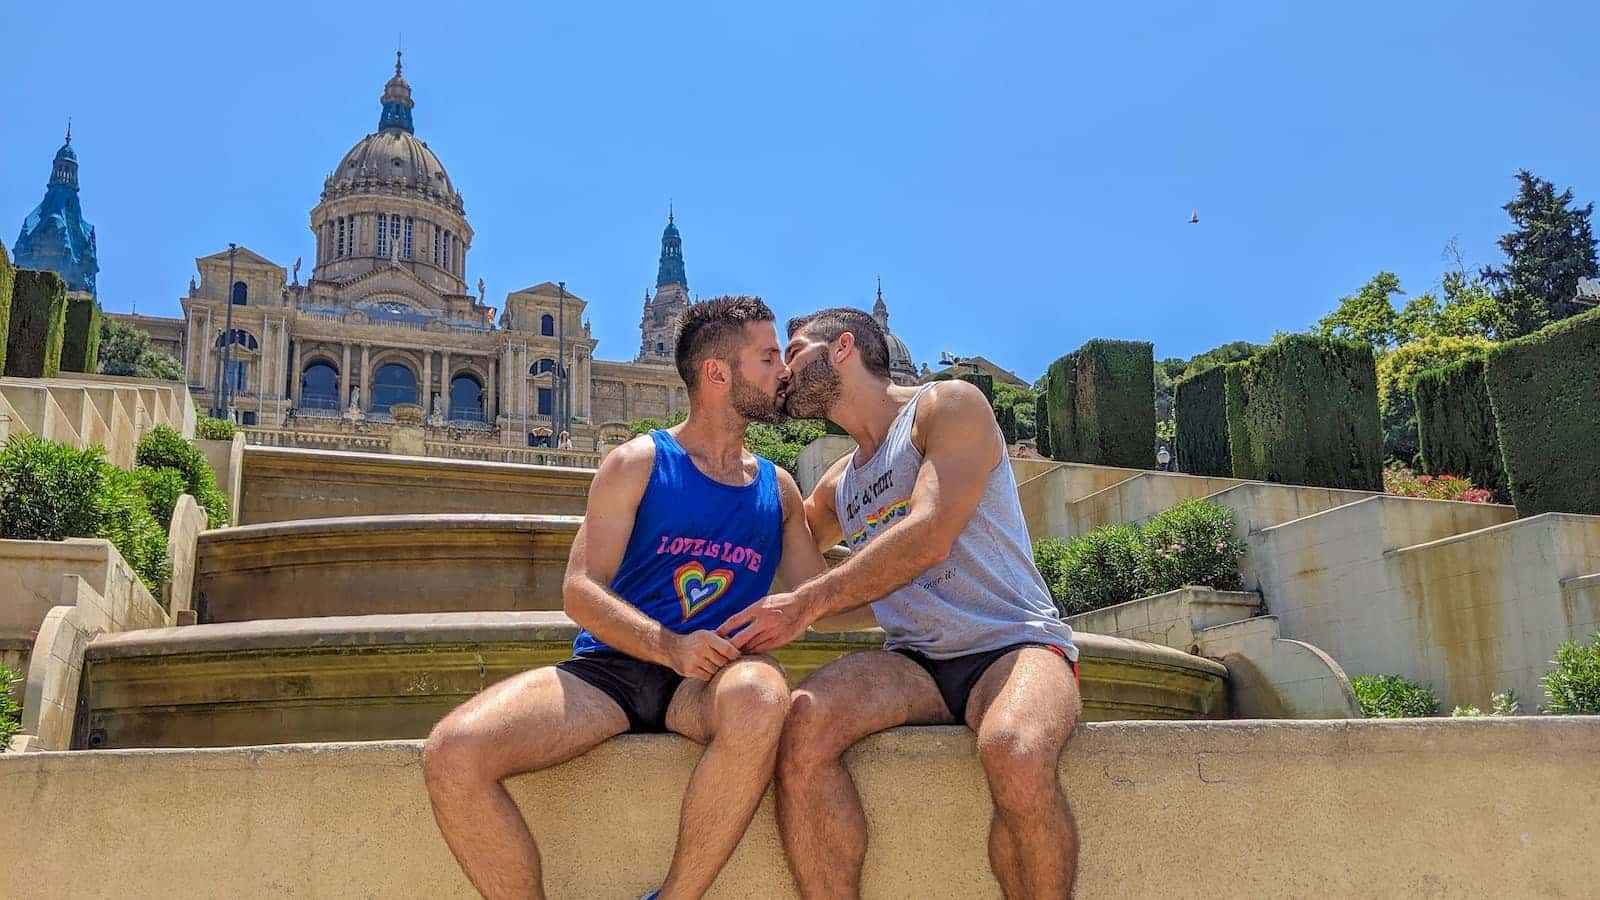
[148, 55, 701, 457]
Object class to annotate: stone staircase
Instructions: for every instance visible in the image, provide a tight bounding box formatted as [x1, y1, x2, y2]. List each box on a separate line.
[1020, 461, 1600, 710]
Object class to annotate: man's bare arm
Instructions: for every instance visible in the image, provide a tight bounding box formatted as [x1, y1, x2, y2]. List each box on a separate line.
[721, 382, 999, 650]
[802, 454, 849, 553]
[563, 436, 739, 679]
[774, 467, 828, 590]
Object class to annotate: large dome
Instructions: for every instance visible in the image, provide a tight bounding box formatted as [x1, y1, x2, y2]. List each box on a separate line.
[885, 331, 917, 383]
[319, 53, 464, 215]
[324, 131, 461, 213]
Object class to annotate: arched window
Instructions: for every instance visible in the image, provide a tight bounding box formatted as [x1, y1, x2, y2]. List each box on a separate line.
[540, 314, 555, 337]
[215, 328, 259, 351]
[231, 281, 248, 306]
[371, 363, 419, 413]
[300, 362, 339, 411]
[535, 358, 556, 375]
[450, 373, 485, 422]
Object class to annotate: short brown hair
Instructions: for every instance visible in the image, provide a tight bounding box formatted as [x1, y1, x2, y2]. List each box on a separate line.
[675, 295, 776, 390]
[785, 307, 891, 380]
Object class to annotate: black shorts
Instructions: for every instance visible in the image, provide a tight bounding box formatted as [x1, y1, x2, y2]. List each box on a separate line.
[895, 642, 1077, 724]
[555, 651, 685, 734]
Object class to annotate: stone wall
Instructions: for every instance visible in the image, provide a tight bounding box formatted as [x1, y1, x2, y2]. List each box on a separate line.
[237, 446, 593, 524]
[3, 719, 1597, 897]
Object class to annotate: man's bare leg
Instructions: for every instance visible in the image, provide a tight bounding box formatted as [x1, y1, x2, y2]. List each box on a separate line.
[655, 654, 792, 899]
[422, 666, 628, 900]
[775, 651, 951, 899]
[963, 647, 1081, 899]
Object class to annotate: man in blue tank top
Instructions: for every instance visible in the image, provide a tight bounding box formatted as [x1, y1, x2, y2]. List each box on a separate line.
[722, 307, 1083, 897]
[423, 297, 828, 900]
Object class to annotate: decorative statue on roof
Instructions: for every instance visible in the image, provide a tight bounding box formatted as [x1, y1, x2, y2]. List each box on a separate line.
[292, 257, 301, 285]
[477, 278, 485, 302]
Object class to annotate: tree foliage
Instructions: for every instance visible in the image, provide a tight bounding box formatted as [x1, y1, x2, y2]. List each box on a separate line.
[98, 318, 184, 381]
[1480, 170, 1599, 339]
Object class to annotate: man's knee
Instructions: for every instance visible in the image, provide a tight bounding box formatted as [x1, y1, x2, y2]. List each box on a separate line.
[422, 712, 490, 790]
[776, 684, 850, 776]
[714, 657, 791, 738]
[977, 721, 1063, 814]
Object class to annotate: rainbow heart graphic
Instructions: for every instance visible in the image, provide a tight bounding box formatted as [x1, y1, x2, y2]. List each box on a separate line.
[674, 561, 736, 619]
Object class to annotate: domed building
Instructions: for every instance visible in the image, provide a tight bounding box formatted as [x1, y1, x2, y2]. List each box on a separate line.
[871, 278, 920, 386]
[165, 54, 691, 456]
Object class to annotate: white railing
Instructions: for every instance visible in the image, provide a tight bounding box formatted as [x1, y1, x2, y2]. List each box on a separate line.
[242, 426, 600, 468]
[424, 441, 600, 468]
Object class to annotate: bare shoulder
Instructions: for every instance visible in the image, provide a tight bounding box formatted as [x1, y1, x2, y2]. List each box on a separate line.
[590, 434, 655, 497]
[773, 465, 805, 517]
[913, 380, 1000, 447]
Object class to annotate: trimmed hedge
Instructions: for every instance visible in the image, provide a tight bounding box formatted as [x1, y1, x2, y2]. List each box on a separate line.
[1045, 339, 1155, 467]
[1224, 335, 1383, 490]
[4, 269, 67, 378]
[1414, 356, 1505, 497]
[1483, 306, 1600, 515]
[0, 242, 13, 374]
[60, 294, 101, 373]
[1172, 364, 1232, 476]
[1034, 383, 1052, 457]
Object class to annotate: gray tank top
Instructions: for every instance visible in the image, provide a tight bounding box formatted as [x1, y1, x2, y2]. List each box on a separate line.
[835, 385, 1077, 661]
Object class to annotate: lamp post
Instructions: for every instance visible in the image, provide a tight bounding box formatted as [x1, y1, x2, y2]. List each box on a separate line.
[1156, 446, 1171, 472]
[214, 243, 238, 418]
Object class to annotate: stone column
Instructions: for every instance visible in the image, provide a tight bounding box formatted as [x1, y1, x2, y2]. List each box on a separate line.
[289, 339, 302, 405]
[360, 344, 371, 411]
[199, 309, 214, 393]
[260, 321, 275, 401]
[487, 355, 498, 421]
[441, 350, 452, 418]
[580, 354, 592, 417]
[340, 342, 351, 408]
[422, 350, 432, 416]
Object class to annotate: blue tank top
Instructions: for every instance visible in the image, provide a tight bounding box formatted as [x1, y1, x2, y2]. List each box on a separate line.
[573, 429, 785, 657]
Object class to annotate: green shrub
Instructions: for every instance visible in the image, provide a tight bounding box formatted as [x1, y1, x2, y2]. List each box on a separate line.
[60, 294, 101, 373]
[1139, 499, 1246, 594]
[1414, 356, 1506, 499]
[1351, 674, 1439, 718]
[1382, 463, 1494, 502]
[0, 663, 20, 751]
[1034, 386, 1052, 457]
[1031, 499, 1245, 615]
[0, 241, 14, 374]
[1053, 523, 1148, 614]
[1375, 335, 1493, 465]
[133, 466, 187, 529]
[1224, 334, 1383, 490]
[99, 466, 173, 591]
[0, 435, 170, 591]
[195, 416, 237, 441]
[3, 269, 67, 378]
[1045, 339, 1155, 467]
[1483, 306, 1600, 515]
[1543, 632, 1600, 715]
[135, 426, 229, 528]
[1172, 364, 1231, 476]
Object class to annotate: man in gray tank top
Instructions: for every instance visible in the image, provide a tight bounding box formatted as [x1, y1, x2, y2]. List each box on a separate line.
[720, 307, 1082, 897]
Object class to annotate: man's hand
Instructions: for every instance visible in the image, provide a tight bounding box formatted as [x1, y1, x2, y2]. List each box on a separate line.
[668, 630, 742, 681]
[718, 592, 813, 654]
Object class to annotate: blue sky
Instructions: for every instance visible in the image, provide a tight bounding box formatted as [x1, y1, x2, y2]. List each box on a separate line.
[2, 2, 1595, 381]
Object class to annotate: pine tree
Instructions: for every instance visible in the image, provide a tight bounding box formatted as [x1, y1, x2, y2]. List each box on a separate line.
[1480, 170, 1598, 338]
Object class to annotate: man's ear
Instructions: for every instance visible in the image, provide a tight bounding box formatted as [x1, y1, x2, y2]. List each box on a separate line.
[834, 331, 856, 365]
[700, 356, 732, 389]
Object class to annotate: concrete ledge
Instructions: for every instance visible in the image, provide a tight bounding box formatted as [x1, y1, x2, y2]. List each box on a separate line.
[78, 617, 1226, 748]
[238, 445, 595, 524]
[3, 718, 1598, 897]
[194, 514, 582, 621]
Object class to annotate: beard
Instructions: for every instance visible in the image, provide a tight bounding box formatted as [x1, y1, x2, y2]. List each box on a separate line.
[782, 354, 841, 420]
[729, 368, 785, 424]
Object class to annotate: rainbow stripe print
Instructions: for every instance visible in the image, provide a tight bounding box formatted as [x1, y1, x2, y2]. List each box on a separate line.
[846, 499, 910, 549]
